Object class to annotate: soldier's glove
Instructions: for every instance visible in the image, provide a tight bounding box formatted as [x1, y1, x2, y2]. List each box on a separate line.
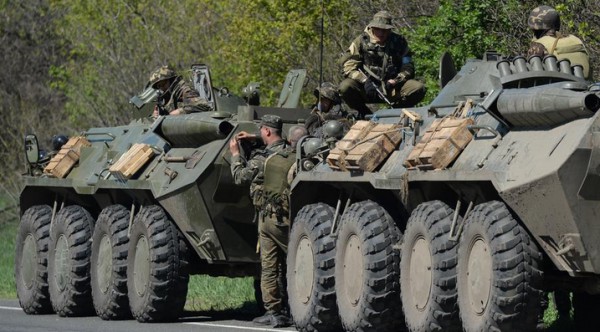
[396, 72, 408, 84]
[364, 78, 379, 100]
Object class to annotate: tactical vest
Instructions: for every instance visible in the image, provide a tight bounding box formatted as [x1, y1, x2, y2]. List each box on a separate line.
[261, 150, 296, 216]
[536, 35, 591, 79]
[360, 33, 409, 81]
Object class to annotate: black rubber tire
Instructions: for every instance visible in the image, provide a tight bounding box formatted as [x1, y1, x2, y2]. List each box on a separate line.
[287, 203, 340, 332]
[573, 291, 600, 330]
[91, 205, 131, 320]
[48, 205, 95, 316]
[15, 205, 54, 314]
[457, 201, 543, 332]
[127, 205, 189, 322]
[400, 200, 460, 332]
[334, 200, 402, 332]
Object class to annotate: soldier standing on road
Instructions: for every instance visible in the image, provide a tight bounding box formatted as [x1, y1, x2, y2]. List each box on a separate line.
[526, 5, 591, 80]
[147, 65, 212, 117]
[229, 115, 293, 328]
[339, 10, 426, 118]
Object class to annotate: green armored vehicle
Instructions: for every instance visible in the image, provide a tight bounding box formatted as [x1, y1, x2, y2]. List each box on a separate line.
[15, 65, 311, 322]
[287, 53, 600, 332]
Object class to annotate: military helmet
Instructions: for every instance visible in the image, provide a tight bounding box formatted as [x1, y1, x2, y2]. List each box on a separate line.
[303, 138, 324, 155]
[368, 10, 394, 30]
[51, 135, 69, 151]
[147, 65, 178, 89]
[322, 120, 345, 140]
[313, 82, 341, 104]
[528, 5, 560, 31]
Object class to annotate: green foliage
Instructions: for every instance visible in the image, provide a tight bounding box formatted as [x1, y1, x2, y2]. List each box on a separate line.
[405, 0, 519, 102]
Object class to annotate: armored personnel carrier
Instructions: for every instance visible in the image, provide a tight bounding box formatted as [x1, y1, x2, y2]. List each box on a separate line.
[15, 65, 311, 322]
[287, 53, 600, 332]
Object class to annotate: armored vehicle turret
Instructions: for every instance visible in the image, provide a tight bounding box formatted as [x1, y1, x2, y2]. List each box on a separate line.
[287, 53, 600, 332]
[15, 65, 312, 322]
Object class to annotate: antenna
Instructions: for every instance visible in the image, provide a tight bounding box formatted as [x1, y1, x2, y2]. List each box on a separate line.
[319, 0, 324, 87]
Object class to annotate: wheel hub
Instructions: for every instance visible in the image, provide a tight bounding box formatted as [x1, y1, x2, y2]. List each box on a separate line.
[54, 234, 69, 292]
[467, 238, 492, 315]
[133, 236, 150, 297]
[21, 234, 37, 289]
[342, 235, 363, 306]
[409, 237, 432, 311]
[97, 234, 113, 294]
[294, 236, 314, 304]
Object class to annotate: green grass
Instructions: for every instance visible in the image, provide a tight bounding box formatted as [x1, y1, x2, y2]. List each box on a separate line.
[0, 221, 17, 298]
[185, 275, 257, 313]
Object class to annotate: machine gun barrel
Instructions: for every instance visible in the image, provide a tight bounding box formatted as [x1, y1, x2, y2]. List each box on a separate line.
[160, 114, 234, 148]
[497, 87, 600, 127]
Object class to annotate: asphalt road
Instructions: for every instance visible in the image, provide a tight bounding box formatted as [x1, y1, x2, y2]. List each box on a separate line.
[0, 299, 297, 332]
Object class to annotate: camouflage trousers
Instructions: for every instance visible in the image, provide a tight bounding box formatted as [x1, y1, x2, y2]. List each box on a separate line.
[258, 212, 289, 313]
[339, 77, 426, 117]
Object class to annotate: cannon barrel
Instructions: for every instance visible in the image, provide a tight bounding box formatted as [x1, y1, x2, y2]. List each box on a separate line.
[496, 87, 600, 127]
[160, 114, 234, 147]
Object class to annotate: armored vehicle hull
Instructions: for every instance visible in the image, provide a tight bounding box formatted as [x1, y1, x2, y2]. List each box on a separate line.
[15, 66, 313, 322]
[289, 53, 600, 331]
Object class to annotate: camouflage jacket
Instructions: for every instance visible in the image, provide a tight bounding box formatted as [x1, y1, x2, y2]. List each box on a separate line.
[342, 28, 415, 84]
[163, 78, 212, 114]
[527, 32, 591, 80]
[230, 139, 289, 206]
[305, 105, 348, 137]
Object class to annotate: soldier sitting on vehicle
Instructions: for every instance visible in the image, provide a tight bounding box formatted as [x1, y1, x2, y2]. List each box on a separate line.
[304, 83, 349, 137]
[339, 10, 426, 118]
[526, 5, 591, 80]
[147, 65, 212, 118]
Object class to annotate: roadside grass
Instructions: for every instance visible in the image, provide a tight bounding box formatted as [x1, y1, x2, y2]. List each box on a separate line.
[0, 222, 576, 330]
[185, 275, 257, 314]
[0, 221, 17, 299]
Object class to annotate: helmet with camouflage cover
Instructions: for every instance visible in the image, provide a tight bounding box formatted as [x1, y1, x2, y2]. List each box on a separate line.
[313, 82, 341, 104]
[147, 65, 178, 89]
[528, 5, 560, 31]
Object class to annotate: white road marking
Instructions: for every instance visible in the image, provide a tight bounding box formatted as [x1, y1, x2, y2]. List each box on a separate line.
[185, 322, 291, 331]
[0, 306, 22, 311]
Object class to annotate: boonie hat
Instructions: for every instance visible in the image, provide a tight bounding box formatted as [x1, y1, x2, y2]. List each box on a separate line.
[261, 114, 283, 131]
[368, 11, 394, 30]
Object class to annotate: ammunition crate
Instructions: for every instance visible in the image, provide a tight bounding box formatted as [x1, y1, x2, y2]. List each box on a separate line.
[109, 143, 154, 180]
[327, 121, 402, 172]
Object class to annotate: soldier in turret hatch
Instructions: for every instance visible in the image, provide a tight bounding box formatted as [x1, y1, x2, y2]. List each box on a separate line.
[526, 5, 591, 80]
[147, 65, 212, 118]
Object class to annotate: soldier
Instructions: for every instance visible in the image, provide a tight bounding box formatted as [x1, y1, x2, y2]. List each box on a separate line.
[527, 5, 591, 80]
[147, 65, 212, 117]
[287, 125, 308, 149]
[339, 10, 426, 118]
[305, 83, 348, 137]
[229, 114, 292, 328]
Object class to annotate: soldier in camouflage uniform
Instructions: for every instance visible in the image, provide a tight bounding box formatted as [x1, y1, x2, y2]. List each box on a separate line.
[229, 114, 292, 328]
[340, 10, 426, 118]
[305, 83, 349, 137]
[147, 65, 212, 117]
[527, 5, 591, 80]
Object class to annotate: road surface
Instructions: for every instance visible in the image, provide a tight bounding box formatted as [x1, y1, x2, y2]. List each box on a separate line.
[0, 299, 296, 332]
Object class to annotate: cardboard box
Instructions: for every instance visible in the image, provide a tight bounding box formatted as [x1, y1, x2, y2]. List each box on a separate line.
[109, 144, 154, 180]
